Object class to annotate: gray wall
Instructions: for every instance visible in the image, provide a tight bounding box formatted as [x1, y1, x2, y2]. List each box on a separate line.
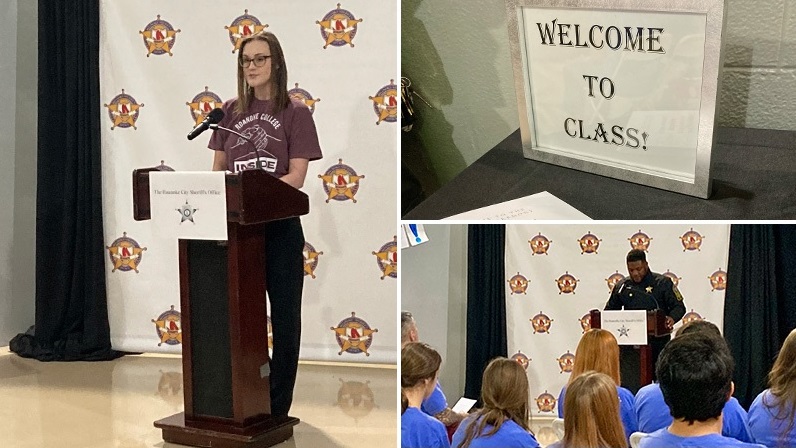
[402, 0, 796, 187]
[0, 0, 37, 344]
[402, 224, 468, 405]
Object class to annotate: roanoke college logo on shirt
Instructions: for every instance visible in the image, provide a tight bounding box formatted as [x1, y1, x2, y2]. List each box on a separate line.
[230, 113, 282, 173]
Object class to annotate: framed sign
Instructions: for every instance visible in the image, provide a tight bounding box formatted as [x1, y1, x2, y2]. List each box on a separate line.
[504, 0, 727, 198]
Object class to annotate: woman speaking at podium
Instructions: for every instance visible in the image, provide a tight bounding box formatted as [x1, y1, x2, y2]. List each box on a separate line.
[208, 31, 323, 417]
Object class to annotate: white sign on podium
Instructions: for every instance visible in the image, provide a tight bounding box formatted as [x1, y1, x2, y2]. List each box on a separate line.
[148, 171, 228, 240]
[601, 310, 648, 346]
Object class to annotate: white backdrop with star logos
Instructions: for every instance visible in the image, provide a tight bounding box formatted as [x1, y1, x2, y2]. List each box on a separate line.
[504, 224, 729, 416]
[99, 0, 397, 363]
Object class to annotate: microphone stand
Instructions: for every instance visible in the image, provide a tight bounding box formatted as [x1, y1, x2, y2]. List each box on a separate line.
[209, 124, 265, 170]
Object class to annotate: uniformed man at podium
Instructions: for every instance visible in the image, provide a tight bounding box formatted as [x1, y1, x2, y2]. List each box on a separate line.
[605, 249, 686, 393]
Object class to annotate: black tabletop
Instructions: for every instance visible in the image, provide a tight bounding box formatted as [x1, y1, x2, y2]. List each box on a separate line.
[404, 127, 796, 220]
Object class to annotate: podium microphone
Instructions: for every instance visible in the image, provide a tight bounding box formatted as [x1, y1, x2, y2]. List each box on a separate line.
[187, 108, 225, 140]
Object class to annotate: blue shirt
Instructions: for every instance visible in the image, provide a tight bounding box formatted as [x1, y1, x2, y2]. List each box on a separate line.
[402, 407, 450, 448]
[639, 428, 765, 448]
[451, 416, 540, 448]
[635, 382, 753, 442]
[422, 382, 448, 416]
[748, 389, 796, 447]
[558, 384, 638, 440]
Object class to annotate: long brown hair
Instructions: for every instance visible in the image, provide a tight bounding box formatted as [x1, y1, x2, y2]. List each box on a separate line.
[235, 31, 290, 116]
[569, 329, 621, 385]
[765, 328, 796, 444]
[401, 342, 441, 414]
[456, 358, 531, 448]
[562, 371, 628, 448]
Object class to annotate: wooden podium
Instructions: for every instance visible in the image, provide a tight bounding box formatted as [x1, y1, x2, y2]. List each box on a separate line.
[589, 309, 671, 387]
[133, 168, 309, 448]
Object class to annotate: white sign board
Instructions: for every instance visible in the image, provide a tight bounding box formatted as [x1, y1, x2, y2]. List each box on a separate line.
[601, 310, 648, 346]
[505, 0, 727, 198]
[149, 171, 228, 240]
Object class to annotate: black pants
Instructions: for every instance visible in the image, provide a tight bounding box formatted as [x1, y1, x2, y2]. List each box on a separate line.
[619, 335, 670, 394]
[264, 217, 305, 416]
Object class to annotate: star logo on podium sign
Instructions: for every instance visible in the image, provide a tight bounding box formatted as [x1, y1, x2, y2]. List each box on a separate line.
[177, 200, 197, 224]
[618, 325, 630, 338]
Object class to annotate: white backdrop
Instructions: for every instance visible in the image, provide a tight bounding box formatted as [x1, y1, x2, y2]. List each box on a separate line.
[99, 1, 397, 363]
[505, 224, 729, 416]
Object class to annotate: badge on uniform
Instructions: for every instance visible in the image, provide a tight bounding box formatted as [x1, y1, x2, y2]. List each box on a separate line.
[646, 286, 653, 293]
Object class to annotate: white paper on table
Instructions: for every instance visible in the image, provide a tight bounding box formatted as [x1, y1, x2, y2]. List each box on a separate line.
[149, 171, 228, 240]
[451, 397, 477, 414]
[601, 310, 648, 346]
[443, 191, 590, 220]
[400, 228, 410, 249]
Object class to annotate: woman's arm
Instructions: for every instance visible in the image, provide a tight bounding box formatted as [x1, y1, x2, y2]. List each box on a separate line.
[212, 150, 227, 171]
[279, 158, 310, 189]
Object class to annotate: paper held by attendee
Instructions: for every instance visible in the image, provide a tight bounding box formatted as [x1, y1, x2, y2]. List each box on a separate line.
[443, 191, 591, 220]
[451, 397, 477, 414]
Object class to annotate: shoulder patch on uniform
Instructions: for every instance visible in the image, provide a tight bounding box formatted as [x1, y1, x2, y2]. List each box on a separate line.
[673, 285, 684, 302]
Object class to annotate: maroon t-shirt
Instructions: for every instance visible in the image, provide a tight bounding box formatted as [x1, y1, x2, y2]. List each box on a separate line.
[208, 97, 323, 175]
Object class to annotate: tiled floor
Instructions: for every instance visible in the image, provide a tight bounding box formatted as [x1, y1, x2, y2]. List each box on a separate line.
[0, 346, 396, 448]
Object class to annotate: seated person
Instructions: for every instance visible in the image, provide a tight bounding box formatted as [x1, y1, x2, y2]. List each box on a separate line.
[401, 342, 450, 448]
[451, 357, 540, 448]
[557, 329, 638, 440]
[635, 320, 752, 442]
[402, 310, 466, 431]
[639, 332, 765, 448]
[748, 328, 796, 447]
[548, 371, 628, 448]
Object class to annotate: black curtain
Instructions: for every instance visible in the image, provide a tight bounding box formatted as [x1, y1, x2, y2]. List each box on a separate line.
[9, 0, 121, 361]
[724, 225, 796, 408]
[464, 225, 507, 401]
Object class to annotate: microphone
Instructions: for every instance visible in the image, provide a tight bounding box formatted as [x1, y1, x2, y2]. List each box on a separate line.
[187, 108, 225, 140]
[208, 124, 265, 170]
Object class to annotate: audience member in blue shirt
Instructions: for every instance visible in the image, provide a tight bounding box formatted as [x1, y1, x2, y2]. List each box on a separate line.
[637, 319, 753, 442]
[556, 328, 638, 439]
[558, 383, 637, 440]
[403, 407, 449, 448]
[451, 358, 539, 448]
[548, 371, 629, 448]
[635, 382, 752, 442]
[401, 342, 449, 448]
[641, 429, 765, 448]
[639, 331, 764, 448]
[423, 382, 447, 415]
[403, 310, 467, 429]
[747, 328, 796, 447]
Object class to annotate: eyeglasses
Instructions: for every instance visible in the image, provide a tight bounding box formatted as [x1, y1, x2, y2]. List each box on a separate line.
[240, 55, 272, 68]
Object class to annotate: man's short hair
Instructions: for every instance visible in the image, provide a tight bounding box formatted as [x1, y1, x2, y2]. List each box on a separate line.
[400, 310, 416, 344]
[626, 249, 647, 263]
[675, 319, 722, 340]
[656, 332, 734, 423]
